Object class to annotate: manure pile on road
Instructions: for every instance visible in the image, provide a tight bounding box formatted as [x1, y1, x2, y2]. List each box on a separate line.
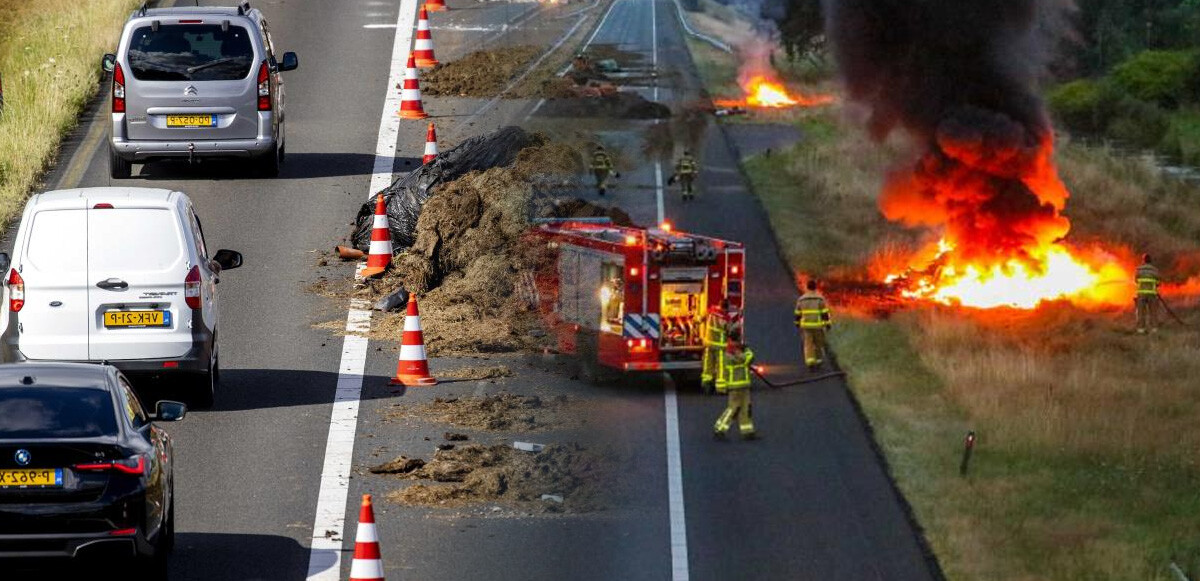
[388, 393, 573, 431]
[419, 46, 541, 97]
[380, 443, 610, 513]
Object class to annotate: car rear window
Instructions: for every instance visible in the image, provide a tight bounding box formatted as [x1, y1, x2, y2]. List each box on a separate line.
[88, 208, 184, 273]
[0, 387, 118, 439]
[25, 209, 87, 274]
[127, 24, 255, 81]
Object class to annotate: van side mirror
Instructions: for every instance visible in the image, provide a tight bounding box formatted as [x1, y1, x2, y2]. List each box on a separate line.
[279, 52, 298, 72]
[213, 249, 243, 270]
[0, 253, 9, 275]
[154, 401, 187, 422]
[101, 54, 116, 73]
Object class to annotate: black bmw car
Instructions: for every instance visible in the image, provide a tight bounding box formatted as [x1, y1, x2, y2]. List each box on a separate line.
[0, 363, 184, 573]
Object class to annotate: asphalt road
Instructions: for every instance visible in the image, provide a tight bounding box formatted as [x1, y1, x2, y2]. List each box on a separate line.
[25, 0, 941, 578]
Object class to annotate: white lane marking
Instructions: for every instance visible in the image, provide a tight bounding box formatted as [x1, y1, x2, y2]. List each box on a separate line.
[655, 162, 665, 224]
[306, 296, 371, 581]
[368, 0, 420, 198]
[664, 379, 690, 581]
[524, 0, 621, 122]
[362, 23, 397, 28]
[305, 0, 418, 578]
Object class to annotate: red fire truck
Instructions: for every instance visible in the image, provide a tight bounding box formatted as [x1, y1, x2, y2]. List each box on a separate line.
[527, 218, 745, 383]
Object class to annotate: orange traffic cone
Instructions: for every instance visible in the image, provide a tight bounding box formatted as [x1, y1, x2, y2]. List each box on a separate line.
[413, 6, 439, 68]
[390, 295, 437, 386]
[348, 495, 385, 581]
[423, 123, 439, 165]
[398, 52, 428, 120]
[361, 194, 392, 278]
[426, 0, 447, 12]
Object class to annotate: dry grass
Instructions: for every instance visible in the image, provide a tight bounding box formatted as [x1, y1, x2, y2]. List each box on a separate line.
[683, 25, 1200, 579]
[0, 0, 140, 225]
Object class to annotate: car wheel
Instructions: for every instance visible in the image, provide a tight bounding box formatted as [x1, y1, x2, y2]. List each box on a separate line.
[257, 144, 280, 177]
[110, 147, 132, 179]
[191, 351, 217, 410]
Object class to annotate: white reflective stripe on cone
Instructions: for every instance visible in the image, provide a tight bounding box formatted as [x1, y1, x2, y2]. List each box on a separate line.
[424, 143, 437, 155]
[401, 89, 422, 100]
[403, 315, 422, 332]
[373, 214, 388, 228]
[369, 240, 392, 255]
[399, 344, 426, 361]
[355, 522, 379, 543]
[415, 39, 433, 49]
[404, 69, 419, 80]
[349, 559, 385, 580]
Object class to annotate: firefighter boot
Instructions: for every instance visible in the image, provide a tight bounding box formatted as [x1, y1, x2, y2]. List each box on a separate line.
[736, 394, 756, 439]
[713, 406, 735, 439]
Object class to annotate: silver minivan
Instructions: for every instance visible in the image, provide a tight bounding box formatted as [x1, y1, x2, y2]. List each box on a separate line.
[0, 188, 243, 408]
[102, 2, 298, 178]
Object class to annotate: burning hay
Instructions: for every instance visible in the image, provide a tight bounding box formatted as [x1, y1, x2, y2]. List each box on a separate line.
[713, 39, 835, 110]
[826, 0, 1133, 310]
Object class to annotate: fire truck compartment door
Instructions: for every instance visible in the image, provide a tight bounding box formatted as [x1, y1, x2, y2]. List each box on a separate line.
[557, 244, 617, 329]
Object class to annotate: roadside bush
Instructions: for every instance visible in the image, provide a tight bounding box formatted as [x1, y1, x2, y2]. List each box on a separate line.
[1111, 49, 1200, 107]
[1160, 109, 1200, 167]
[1106, 96, 1170, 148]
[1048, 78, 1118, 133]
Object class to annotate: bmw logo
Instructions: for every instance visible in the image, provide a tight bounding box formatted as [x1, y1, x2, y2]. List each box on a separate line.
[14, 449, 31, 466]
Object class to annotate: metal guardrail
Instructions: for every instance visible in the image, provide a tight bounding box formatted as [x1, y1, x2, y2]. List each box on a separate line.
[670, 0, 733, 53]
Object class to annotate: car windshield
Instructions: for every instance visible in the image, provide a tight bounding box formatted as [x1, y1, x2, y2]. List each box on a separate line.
[0, 388, 118, 439]
[127, 24, 254, 81]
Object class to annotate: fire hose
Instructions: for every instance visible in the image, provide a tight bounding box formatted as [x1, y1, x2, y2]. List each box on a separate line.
[752, 366, 846, 388]
[1158, 295, 1190, 327]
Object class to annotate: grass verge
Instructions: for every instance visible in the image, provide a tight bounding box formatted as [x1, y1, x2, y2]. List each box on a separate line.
[681, 5, 1200, 580]
[0, 0, 139, 224]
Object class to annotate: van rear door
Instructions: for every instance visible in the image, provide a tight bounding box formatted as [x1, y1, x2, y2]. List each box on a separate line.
[86, 205, 191, 360]
[16, 203, 90, 360]
[123, 23, 260, 141]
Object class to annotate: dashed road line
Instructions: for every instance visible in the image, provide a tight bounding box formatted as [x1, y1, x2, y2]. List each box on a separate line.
[305, 0, 418, 578]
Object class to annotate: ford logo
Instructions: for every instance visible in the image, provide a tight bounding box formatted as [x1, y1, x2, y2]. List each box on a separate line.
[14, 449, 30, 466]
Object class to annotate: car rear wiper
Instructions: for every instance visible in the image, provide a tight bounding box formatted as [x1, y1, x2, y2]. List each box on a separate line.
[185, 57, 238, 74]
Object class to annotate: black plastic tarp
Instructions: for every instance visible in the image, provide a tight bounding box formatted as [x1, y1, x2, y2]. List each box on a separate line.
[352, 126, 541, 250]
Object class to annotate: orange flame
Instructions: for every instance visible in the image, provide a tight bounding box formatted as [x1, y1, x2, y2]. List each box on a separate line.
[878, 133, 1135, 310]
[713, 75, 835, 109]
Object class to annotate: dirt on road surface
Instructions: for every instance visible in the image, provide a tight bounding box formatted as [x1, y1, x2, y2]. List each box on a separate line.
[419, 46, 541, 97]
[389, 393, 574, 431]
[383, 443, 613, 513]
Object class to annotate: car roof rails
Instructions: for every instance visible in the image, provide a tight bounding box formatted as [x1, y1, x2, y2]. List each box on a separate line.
[138, 2, 148, 17]
[237, 1, 251, 15]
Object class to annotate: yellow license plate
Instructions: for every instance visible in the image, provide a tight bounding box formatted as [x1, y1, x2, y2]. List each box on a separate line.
[0, 469, 62, 487]
[166, 115, 215, 127]
[104, 310, 167, 327]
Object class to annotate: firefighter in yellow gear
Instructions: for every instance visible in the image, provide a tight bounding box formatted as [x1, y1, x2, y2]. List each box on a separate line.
[700, 305, 728, 389]
[670, 151, 699, 201]
[591, 146, 616, 196]
[794, 279, 832, 369]
[1135, 253, 1160, 334]
[713, 341, 755, 439]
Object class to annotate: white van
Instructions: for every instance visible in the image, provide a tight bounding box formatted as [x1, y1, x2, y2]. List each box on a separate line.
[0, 187, 242, 407]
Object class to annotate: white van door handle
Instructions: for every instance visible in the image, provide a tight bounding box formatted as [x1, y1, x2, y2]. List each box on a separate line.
[96, 278, 129, 290]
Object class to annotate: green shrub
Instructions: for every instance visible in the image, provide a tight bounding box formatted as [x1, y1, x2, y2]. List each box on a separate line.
[1111, 49, 1200, 107]
[1049, 78, 1113, 133]
[1106, 96, 1171, 148]
[1160, 109, 1200, 166]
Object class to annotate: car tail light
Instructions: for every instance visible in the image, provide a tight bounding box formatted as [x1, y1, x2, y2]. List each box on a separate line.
[109, 528, 138, 536]
[112, 62, 125, 113]
[185, 265, 202, 309]
[74, 455, 146, 476]
[7, 269, 23, 313]
[257, 60, 270, 111]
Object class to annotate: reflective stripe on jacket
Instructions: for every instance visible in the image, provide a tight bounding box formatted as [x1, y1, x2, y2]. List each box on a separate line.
[675, 156, 697, 175]
[717, 348, 754, 390]
[704, 313, 727, 347]
[794, 292, 831, 329]
[1136, 264, 1160, 296]
[592, 152, 613, 170]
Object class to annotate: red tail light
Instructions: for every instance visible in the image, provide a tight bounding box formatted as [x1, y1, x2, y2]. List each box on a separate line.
[112, 62, 125, 113]
[7, 269, 24, 313]
[74, 455, 146, 476]
[185, 265, 202, 309]
[257, 60, 270, 111]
